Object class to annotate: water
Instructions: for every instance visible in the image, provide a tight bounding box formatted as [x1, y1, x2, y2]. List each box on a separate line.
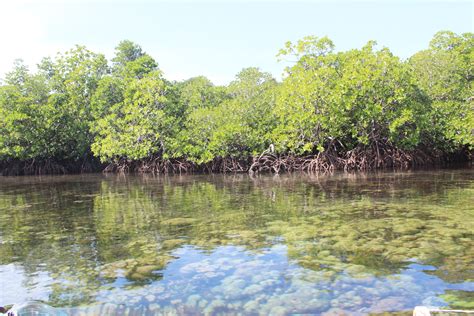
[0, 169, 473, 315]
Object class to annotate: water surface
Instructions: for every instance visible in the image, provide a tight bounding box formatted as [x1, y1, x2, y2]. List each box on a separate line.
[0, 169, 473, 315]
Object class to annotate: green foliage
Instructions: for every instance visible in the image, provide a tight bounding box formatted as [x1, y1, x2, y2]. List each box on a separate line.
[112, 40, 158, 80]
[90, 76, 125, 120]
[112, 40, 145, 66]
[410, 31, 474, 149]
[45, 46, 108, 159]
[177, 76, 227, 112]
[0, 47, 108, 162]
[0, 31, 472, 169]
[164, 76, 225, 162]
[176, 68, 278, 163]
[274, 38, 428, 154]
[91, 71, 169, 162]
[89, 41, 177, 162]
[0, 84, 35, 158]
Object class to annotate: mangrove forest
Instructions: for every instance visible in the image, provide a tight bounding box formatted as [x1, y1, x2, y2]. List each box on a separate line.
[0, 30, 472, 175]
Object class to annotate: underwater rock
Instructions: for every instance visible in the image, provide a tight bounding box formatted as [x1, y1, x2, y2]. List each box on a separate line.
[129, 296, 141, 304]
[243, 300, 259, 313]
[198, 299, 208, 309]
[170, 299, 182, 305]
[422, 295, 446, 307]
[371, 297, 406, 313]
[213, 278, 247, 299]
[204, 271, 225, 278]
[259, 278, 278, 288]
[148, 303, 161, 312]
[321, 308, 353, 315]
[203, 299, 226, 315]
[307, 297, 331, 312]
[330, 290, 363, 309]
[221, 276, 246, 289]
[269, 305, 288, 315]
[353, 276, 375, 286]
[242, 284, 264, 295]
[185, 294, 201, 308]
[228, 301, 243, 309]
[151, 285, 165, 294]
[162, 305, 177, 315]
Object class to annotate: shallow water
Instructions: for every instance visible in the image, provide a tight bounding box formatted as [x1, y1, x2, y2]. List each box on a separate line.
[0, 169, 473, 315]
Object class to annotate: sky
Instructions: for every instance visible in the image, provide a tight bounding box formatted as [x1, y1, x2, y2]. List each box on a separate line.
[0, 0, 472, 85]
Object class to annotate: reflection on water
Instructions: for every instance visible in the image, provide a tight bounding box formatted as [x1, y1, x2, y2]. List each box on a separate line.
[0, 169, 473, 315]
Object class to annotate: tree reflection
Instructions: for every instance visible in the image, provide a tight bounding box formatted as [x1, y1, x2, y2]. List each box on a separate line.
[0, 170, 472, 307]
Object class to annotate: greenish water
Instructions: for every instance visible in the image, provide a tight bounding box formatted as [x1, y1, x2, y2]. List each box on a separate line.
[0, 169, 473, 315]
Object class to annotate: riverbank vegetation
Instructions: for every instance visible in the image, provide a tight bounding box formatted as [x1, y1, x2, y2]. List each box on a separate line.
[0, 31, 472, 175]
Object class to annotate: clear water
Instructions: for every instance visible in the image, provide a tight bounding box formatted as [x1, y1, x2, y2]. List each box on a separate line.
[0, 169, 473, 315]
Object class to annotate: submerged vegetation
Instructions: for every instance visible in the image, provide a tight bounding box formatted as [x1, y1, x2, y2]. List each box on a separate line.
[0, 170, 473, 312]
[0, 31, 472, 175]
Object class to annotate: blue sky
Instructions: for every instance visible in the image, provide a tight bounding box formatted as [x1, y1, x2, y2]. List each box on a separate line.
[1, 0, 472, 84]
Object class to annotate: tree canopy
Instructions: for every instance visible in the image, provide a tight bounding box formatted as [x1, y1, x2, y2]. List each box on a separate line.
[0, 31, 472, 174]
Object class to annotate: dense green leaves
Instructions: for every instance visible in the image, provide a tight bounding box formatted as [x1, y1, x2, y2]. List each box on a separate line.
[91, 71, 169, 161]
[410, 31, 474, 149]
[0, 31, 472, 170]
[177, 68, 278, 163]
[274, 39, 429, 154]
[0, 47, 108, 162]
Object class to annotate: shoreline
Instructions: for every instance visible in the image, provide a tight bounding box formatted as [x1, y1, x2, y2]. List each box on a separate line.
[1, 150, 470, 176]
